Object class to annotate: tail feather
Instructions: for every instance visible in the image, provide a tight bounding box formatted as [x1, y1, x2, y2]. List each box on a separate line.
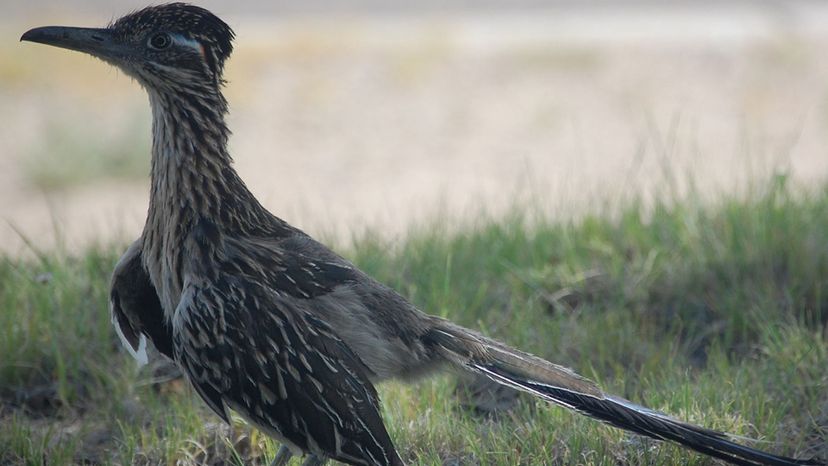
[425, 322, 823, 466]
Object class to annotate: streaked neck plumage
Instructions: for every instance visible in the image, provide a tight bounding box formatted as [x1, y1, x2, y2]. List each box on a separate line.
[146, 85, 232, 224]
[140, 83, 284, 316]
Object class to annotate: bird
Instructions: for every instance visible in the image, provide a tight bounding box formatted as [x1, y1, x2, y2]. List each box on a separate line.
[20, 4, 823, 466]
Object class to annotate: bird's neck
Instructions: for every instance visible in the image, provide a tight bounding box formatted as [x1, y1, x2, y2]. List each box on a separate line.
[143, 87, 274, 311]
[141, 87, 297, 312]
[143, 88, 275, 240]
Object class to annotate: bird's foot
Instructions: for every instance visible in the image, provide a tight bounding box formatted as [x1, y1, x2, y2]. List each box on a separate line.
[269, 445, 293, 466]
[301, 454, 327, 466]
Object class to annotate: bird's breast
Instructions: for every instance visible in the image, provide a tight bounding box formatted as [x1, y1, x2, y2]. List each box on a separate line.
[142, 205, 193, 321]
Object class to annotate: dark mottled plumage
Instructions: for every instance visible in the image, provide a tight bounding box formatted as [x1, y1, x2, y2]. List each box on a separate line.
[110, 240, 174, 361]
[21, 4, 823, 466]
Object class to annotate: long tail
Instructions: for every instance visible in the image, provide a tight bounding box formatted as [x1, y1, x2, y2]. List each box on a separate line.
[424, 321, 823, 466]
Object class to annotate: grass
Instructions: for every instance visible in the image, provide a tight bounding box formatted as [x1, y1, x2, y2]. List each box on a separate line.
[0, 175, 826, 465]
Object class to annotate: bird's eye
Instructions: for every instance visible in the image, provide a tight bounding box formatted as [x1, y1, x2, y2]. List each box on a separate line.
[148, 33, 171, 50]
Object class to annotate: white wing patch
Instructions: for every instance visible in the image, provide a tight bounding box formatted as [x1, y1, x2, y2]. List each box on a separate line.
[111, 301, 149, 366]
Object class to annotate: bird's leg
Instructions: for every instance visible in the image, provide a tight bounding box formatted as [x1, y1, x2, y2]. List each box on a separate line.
[301, 455, 327, 466]
[269, 445, 294, 466]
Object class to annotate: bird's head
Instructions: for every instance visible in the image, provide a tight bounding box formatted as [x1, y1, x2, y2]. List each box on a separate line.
[21, 3, 234, 93]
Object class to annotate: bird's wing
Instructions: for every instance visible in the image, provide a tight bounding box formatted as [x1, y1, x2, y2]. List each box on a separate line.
[222, 233, 361, 299]
[172, 273, 402, 466]
[110, 240, 174, 364]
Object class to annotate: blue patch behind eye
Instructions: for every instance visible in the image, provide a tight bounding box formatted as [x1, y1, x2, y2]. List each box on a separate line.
[171, 33, 202, 52]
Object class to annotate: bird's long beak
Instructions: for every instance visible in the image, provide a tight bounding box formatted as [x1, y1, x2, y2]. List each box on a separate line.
[20, 26, 125, 61]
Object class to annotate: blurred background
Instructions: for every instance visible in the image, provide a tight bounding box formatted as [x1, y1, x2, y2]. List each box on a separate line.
[3, 0, 828, 252]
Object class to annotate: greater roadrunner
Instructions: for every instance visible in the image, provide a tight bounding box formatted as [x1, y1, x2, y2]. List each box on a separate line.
[21, 4, 823, 466]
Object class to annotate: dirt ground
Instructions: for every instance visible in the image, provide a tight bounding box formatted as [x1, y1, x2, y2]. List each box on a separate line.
[3, 5, 828, 255]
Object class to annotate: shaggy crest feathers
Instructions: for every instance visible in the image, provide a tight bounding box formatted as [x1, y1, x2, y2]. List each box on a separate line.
[111, 3, 234, 76]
